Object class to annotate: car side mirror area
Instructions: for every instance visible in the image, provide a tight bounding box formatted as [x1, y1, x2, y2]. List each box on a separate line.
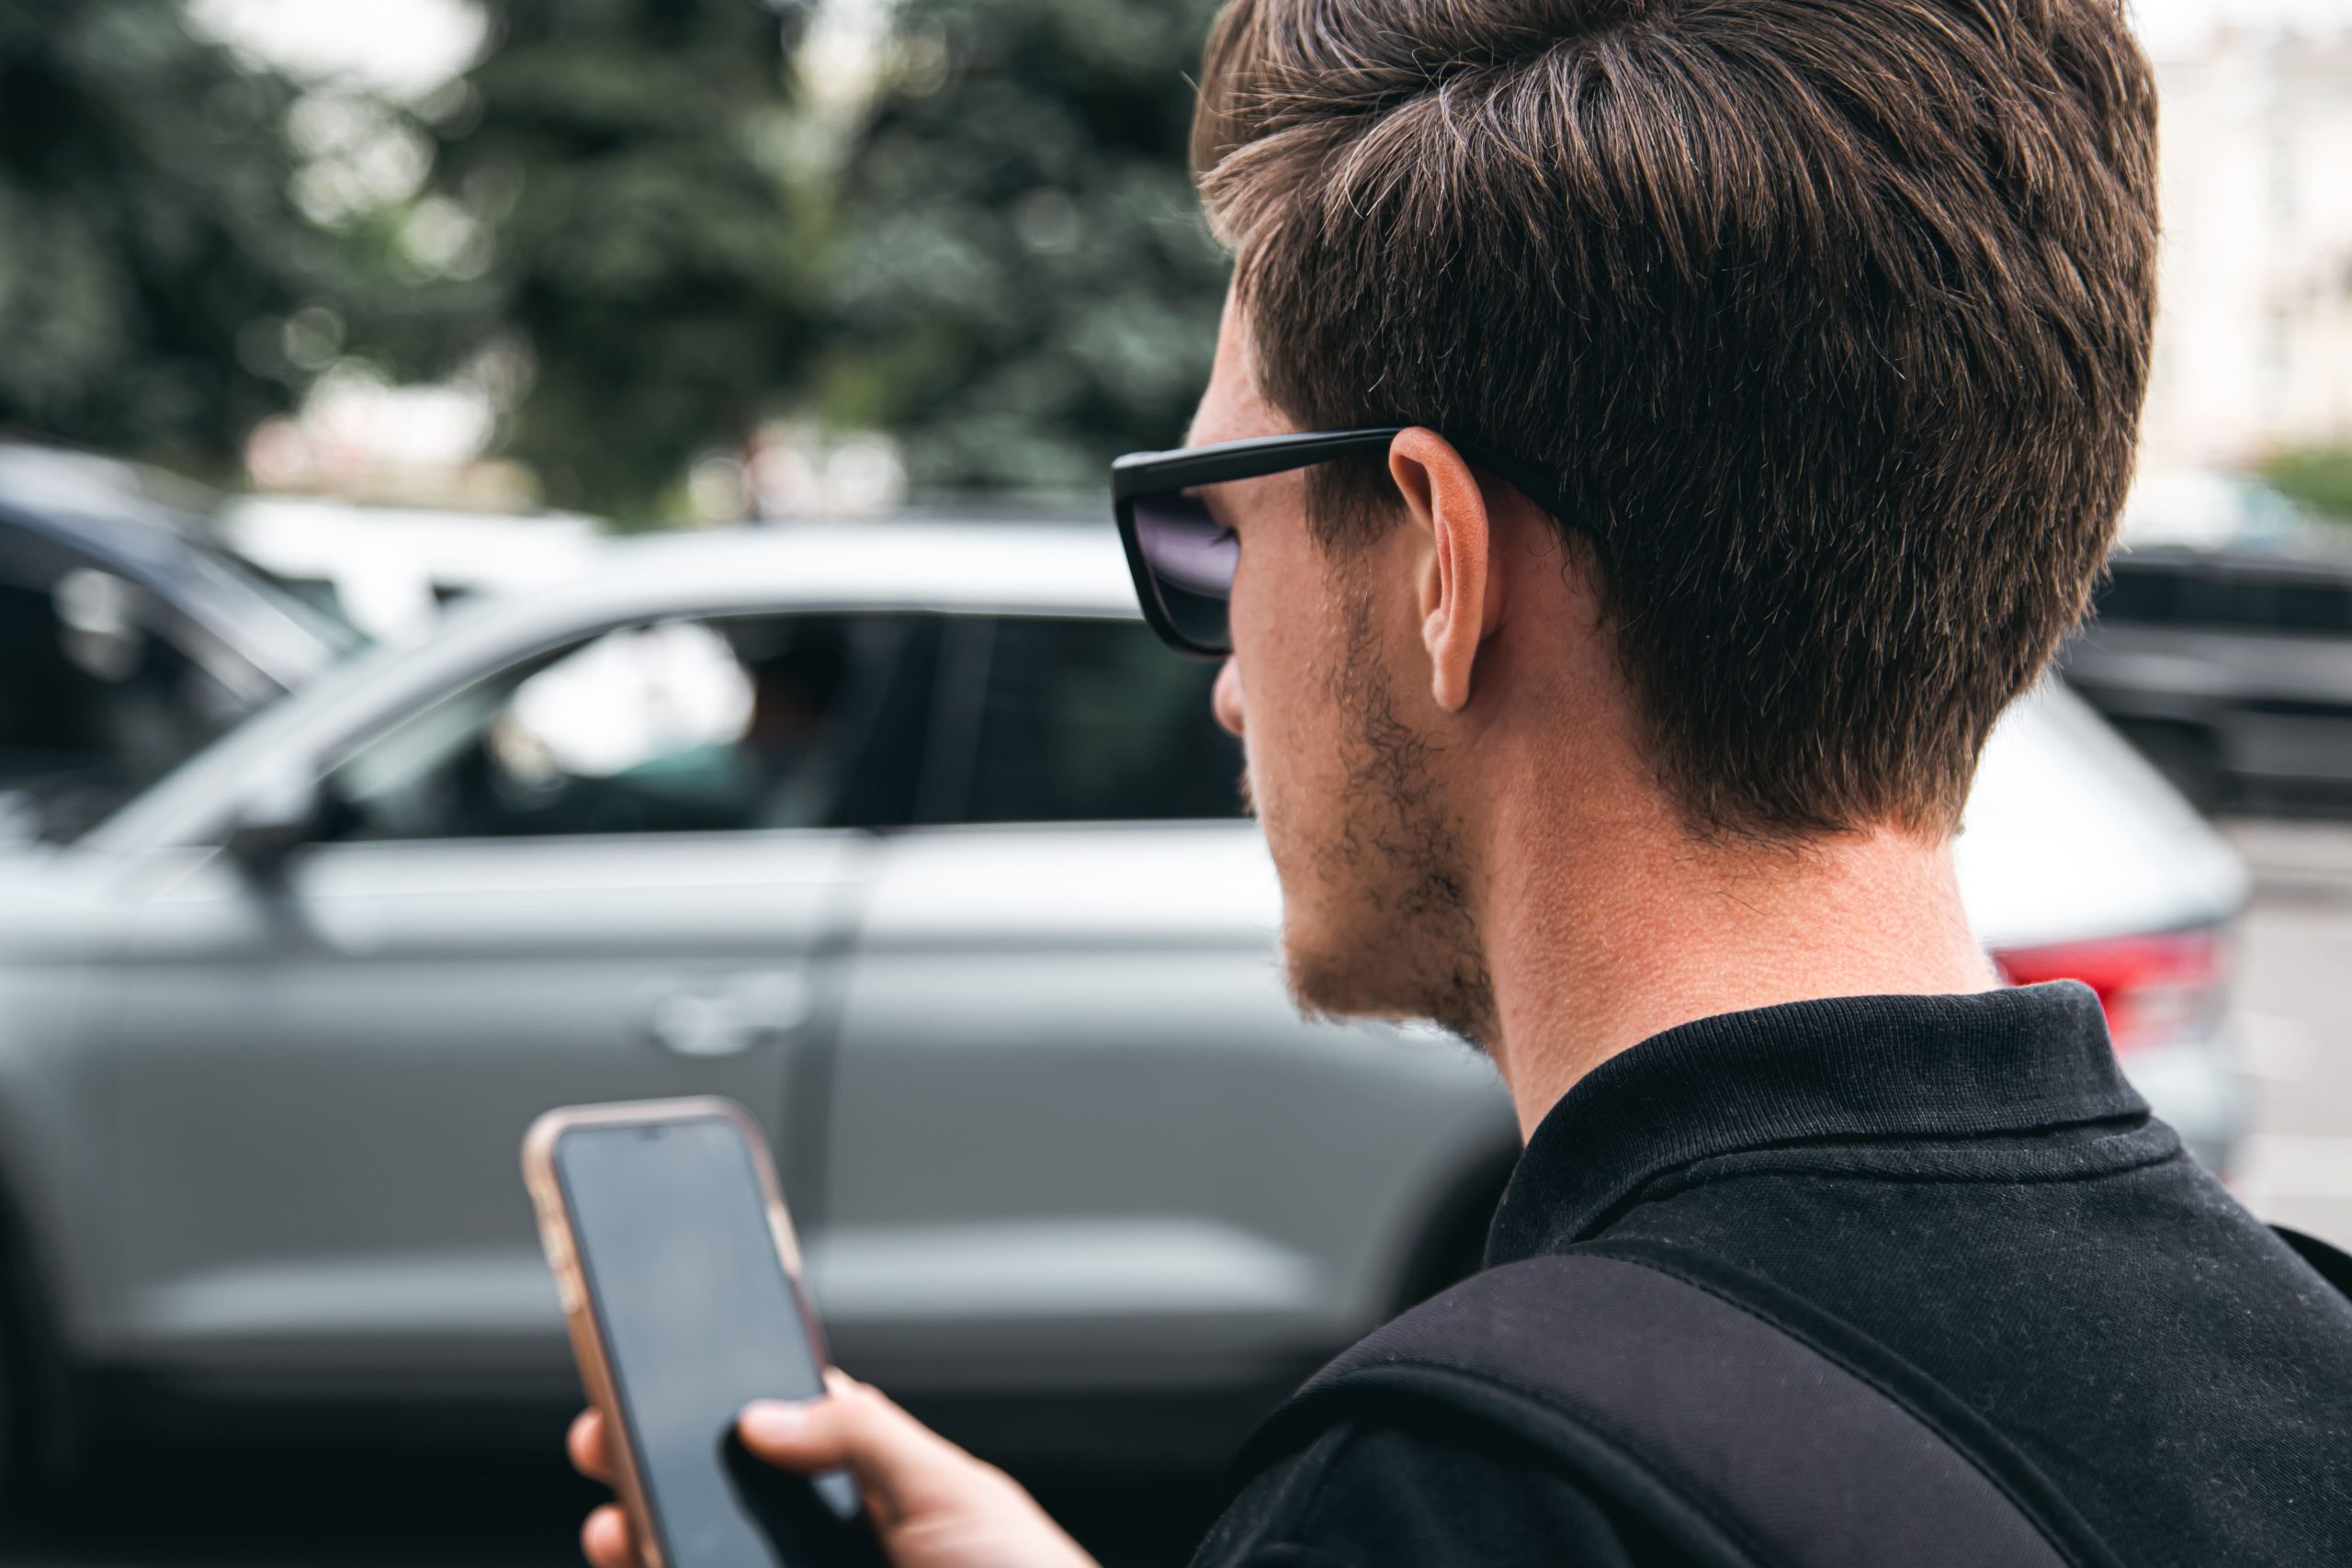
[221, 766, 334, 888]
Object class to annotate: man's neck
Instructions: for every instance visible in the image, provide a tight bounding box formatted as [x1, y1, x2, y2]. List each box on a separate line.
[1478, 794, 1998, 1141]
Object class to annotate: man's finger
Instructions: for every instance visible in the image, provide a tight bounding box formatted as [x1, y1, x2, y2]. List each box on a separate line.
[737, 1378, 966, 1524]
[582, 1503, 639, 1568]
[568, 1407, 616, 1483]
[560, 1410, 616, 1485]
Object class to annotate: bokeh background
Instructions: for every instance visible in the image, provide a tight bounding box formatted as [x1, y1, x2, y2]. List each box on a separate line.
[5, 0, 1230, 522]
[6, 0, 2348, 522]
[3, 1, 2352, 1564]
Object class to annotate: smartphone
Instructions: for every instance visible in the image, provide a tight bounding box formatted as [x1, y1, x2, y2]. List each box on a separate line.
[523, 1098, 877, 1568]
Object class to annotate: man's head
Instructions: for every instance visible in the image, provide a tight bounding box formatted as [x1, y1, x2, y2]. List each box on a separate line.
[1182, 0, 2158, 1042]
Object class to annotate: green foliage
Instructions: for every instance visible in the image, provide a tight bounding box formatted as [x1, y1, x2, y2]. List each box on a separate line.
[417, 0, 822, 519]
[1, 0, 1229, 513]
[824, 0, 1230, 496]
[0, 3, 350, 477]
[2263, 446, 2352, 523]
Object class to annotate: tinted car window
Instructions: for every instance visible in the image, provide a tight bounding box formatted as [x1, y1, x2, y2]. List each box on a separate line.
[2092, 565, 2184, 626]
[325, 613, 934, 842]
[0, 567, 249, 835]
[957, 615, 1243, 824]
[2270, 580, 2352, 634]
[2178, 573, 2352, 634]
[2212, 577, 2277, 630]
[2095, 562, 2352, 637]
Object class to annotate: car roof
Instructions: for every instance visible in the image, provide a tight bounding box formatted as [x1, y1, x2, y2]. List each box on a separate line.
[483, 519, 1139, 626]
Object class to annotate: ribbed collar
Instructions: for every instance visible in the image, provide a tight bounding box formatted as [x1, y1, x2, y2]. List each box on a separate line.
[1487, 982, 2146, 1264]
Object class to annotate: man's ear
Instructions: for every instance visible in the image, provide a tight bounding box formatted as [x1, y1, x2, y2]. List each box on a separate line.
[1388, 427, 1500, 714]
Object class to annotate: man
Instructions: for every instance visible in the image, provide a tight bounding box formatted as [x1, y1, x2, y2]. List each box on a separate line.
[571, 0, 2352, 1562]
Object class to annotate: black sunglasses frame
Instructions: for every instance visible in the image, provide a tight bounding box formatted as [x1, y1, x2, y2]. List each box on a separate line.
[1112, 426, 1572, 659]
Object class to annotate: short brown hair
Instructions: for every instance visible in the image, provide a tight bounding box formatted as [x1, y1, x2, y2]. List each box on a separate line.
[1193, 0, 2158, 837]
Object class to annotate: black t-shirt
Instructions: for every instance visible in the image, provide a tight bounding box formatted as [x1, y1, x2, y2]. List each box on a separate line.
[1193, 984, 2352, 1567]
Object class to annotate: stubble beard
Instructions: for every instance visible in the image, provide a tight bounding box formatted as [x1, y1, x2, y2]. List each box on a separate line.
[1273, 590, 1499, 1052]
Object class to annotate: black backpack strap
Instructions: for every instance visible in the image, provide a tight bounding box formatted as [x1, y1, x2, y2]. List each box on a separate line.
[2274, 1224, 2352, 1301]
[1236, 1238, 2122, 1568]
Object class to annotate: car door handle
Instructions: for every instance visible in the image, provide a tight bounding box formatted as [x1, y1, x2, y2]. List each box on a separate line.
[639, 972, 814, 1058]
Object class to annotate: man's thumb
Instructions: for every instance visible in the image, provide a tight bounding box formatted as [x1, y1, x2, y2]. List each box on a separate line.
[738, 1381, 953, 1518]
[739, 1397, 822, 1459]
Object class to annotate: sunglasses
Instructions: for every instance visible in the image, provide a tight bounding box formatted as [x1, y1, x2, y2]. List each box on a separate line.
[1111, 426, 1570, 659]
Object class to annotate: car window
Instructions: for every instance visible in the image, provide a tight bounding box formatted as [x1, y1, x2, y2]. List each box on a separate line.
[323, 612, 934, 842]
[2206, 576, 2277, 631]
[955, 615, 1243, 824]
[2267, 579, 2352, 634]
[2091, 565, 2184, 626]
[2095, 563, 2352, 637]
[0, 566, 252, 837]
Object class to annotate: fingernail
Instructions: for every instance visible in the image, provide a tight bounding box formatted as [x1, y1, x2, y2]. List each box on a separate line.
[741, 1400, 808, 1443]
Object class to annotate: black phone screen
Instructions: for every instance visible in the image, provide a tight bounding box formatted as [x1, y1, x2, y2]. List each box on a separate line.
[554, 1114, 870, 1568]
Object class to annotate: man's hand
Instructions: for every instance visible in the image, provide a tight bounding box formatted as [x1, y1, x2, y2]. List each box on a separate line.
[566, 1370, 1101, 1568]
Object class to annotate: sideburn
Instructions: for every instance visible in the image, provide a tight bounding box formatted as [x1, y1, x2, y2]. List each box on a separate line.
[1309, 584, 1499, 1051]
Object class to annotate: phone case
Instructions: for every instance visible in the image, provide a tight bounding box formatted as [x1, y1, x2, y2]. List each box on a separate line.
[521, 1097, 823, 1568]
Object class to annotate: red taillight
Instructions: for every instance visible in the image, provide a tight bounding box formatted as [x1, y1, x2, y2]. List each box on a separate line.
[1992, 928, 2227, 1055]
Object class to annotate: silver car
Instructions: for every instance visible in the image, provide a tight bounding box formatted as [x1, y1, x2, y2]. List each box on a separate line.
[0, 521, 2248, 1480]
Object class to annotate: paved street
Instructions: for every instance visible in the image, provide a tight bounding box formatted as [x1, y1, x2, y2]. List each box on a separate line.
[14, 818, 2352, 1565]
[2218, 821, 2352, 1253]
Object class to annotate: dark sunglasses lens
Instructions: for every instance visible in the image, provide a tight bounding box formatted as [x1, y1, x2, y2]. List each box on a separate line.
[1132, 491, 1237, 653]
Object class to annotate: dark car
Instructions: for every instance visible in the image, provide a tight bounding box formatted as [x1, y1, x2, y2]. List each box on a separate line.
[0, 443, 354, 840]
[2064, 538, 2352, 814]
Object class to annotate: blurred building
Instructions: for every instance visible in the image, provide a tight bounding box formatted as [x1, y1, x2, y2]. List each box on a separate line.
[2142, 28, 2352, 470]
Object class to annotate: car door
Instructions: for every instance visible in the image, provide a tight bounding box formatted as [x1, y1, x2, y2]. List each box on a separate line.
[816, 614, 1514, 1423]
[103, 609, 936, 1392]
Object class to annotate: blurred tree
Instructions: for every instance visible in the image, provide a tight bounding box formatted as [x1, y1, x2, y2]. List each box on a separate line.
[416, 0, 822, 519]
[824, 0, 1229, 495]
[0, 2, 353, 477]
[2263, 446, 2352, 523]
